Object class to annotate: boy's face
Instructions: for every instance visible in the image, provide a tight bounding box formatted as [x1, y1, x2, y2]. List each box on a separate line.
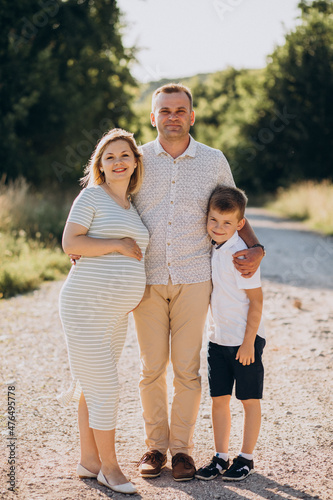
[207, 208, 245, 245]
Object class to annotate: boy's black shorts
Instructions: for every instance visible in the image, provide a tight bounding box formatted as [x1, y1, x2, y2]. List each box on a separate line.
[207, 336, 266, 400]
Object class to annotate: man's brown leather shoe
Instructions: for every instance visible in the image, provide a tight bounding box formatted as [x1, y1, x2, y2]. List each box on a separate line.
[138, 450, 167, 478]
[172, 453, 196, 481]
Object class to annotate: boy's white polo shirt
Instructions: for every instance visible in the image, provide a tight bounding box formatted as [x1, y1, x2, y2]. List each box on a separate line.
[208, 230, 265, 347]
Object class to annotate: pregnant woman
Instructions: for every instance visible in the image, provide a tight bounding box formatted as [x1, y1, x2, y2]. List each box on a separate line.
[58, 128, 149, 494]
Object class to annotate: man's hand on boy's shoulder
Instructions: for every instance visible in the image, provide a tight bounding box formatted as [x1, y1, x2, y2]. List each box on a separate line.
[232, 246, 264, 278]
[236, 341, 255, 366]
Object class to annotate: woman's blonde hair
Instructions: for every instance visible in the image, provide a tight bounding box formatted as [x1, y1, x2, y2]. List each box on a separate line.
[80, 128, 144, 195]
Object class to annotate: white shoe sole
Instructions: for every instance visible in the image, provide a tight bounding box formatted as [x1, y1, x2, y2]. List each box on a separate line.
[195, 473, 219, 481]
[222, 469, 254, 481]
[173, 476, 195, 482]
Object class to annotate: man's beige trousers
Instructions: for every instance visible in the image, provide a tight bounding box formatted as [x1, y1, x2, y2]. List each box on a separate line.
[133, 278, 212, 456]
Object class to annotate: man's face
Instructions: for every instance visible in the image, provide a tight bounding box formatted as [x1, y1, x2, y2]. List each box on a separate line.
[151, 91, 195, 142]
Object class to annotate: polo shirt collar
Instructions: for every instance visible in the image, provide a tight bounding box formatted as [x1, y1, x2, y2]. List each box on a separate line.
[213, 230, 239, 251]
[153, 135, 197, 158]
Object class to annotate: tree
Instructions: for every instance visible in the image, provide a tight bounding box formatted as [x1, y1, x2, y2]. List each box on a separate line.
[235, 0, 333, 192]
[0, 0, 136, 186]
[191, 67, 266, 189]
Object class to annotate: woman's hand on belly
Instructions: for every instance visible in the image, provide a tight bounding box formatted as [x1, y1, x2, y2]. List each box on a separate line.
[118, 238, 143, 261]
[63, 222, 142, 260]
[68, 237, 142, 265]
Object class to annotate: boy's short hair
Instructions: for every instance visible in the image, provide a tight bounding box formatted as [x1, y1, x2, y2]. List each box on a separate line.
[208, 185, 248, 220]
[152, 83, 193, 111]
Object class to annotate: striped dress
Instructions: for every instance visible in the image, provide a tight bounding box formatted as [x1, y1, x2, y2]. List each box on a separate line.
[58, 185, 149, 430]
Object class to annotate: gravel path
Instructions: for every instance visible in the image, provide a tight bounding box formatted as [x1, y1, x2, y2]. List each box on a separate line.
[1, 208, 332, 500]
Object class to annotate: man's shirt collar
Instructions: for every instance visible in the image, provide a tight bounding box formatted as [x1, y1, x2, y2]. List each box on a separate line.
[153, 135, 197, 158]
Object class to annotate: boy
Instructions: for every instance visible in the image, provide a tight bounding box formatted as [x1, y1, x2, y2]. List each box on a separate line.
[196, 185, 265, 482]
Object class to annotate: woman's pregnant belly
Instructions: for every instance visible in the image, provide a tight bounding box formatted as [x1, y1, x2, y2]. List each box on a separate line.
[59, 254, 146, 319]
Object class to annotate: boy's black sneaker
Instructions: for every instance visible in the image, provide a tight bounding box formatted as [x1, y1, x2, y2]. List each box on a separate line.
[195, 456, 229, 481]
[222, 456, 254, 481]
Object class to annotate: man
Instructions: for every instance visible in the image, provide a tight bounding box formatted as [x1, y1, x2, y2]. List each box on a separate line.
[132, 83, 264, 481]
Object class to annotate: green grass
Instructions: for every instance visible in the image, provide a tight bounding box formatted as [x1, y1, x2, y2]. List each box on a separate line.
[0, 232, 70, 298]
[267, 180, 333, 235]
[0, 177, 74, 242]
[0, 177, 73, 298]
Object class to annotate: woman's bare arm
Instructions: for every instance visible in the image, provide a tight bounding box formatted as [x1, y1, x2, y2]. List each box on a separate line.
[62, 222, 142, 260]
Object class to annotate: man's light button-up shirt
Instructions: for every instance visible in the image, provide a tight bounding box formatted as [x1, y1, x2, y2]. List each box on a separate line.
[132, 136, 236, 285]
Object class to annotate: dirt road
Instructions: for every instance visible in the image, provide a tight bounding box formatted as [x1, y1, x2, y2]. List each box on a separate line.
[1, 208, 332, 499]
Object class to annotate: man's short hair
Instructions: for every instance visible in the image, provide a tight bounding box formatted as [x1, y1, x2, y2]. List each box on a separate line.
[152, 83, 193, 111]
[208, 185, 248, 220]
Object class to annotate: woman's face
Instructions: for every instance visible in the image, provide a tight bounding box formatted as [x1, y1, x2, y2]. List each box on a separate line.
[100, 139, 136, 186]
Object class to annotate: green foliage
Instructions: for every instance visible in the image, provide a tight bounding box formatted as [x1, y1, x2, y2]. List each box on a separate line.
[3, 0, 333, 198]
[235, 0, 333, 192]
[0, 231, 70, 298]
[191, 67, 266, 189]
[0, 0, 137, 186]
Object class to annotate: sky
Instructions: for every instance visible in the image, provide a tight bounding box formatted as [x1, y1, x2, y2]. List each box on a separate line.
[117, 0, 302, 82]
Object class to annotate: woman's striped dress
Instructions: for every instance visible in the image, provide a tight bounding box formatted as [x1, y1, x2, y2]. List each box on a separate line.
[58, 185, 149, 430]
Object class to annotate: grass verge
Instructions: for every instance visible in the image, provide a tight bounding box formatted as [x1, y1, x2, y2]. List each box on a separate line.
[0, 232, 70, 299]
[0, 177, 74, 298]
[267, 180, 333, 235]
